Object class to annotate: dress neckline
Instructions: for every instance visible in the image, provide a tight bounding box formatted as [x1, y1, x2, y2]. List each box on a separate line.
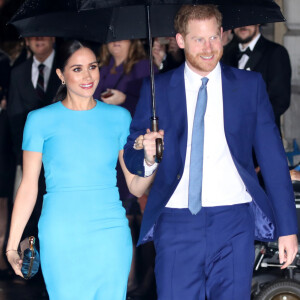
[59, 100, 98, 112]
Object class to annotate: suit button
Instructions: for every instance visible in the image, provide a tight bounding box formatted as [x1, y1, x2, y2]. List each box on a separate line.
[138, 170, 142, 175]
[177, 174, 181, 180]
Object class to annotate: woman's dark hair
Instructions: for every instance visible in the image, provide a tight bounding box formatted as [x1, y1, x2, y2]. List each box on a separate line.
[54, 40, 96, 102]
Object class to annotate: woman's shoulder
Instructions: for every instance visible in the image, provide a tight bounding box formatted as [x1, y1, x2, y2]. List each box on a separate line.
[27, 102, 61, 120]
[24, 102, 61, 134]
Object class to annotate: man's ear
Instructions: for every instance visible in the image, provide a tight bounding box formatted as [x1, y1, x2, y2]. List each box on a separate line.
[176, 33, 185, 49]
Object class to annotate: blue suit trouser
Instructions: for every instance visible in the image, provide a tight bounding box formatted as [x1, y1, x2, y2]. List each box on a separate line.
[153, 203, 255, 300]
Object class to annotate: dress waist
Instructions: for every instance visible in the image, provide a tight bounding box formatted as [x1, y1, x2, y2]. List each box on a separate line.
[46, 185, 117, 193]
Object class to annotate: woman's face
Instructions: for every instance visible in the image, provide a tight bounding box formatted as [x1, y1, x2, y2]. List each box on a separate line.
[107, 40, 131, 59]
[57, 47, 100, 99]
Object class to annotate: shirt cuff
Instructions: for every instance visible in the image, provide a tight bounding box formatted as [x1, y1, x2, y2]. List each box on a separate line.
[143, 159, 158, 177]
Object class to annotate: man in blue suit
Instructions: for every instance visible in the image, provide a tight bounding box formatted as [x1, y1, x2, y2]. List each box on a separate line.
[124, 5, 298, 299]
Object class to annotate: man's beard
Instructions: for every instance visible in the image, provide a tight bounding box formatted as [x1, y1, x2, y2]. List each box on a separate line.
[185, 48, 223, 74]
[235, 29, 258, 45]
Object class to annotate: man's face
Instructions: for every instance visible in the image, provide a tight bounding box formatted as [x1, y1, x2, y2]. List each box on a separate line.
[234, 25, 260, 44]
[25, 37, 55, 60]
[176, 18, 223, 76]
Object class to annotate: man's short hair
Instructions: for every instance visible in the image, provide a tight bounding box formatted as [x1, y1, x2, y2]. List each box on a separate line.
[174, 5, 223, 36]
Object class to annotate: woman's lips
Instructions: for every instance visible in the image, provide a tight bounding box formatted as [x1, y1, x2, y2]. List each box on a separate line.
[79, 83, 94, 89]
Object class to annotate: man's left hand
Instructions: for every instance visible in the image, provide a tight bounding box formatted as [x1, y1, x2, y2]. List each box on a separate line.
[278, 234, 298, 269]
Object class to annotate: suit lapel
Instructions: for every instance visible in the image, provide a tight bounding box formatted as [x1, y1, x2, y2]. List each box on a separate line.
[168, 64, 188, 165]
[221, 63, 238, 142]
[24, 58, 34, 91]
[244, 36, 265, 70]
[45, 57, 58, 101]
[24, 58, 41, 100]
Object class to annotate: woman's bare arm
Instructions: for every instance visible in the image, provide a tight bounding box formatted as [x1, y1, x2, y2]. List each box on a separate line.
[6, 150, 42, 276]
[119, 129, 164, 197]
[119, 150, 156, 198]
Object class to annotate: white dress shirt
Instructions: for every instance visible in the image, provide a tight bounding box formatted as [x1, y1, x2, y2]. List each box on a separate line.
[166, 62, 252, 208]
[238, 33, 261, 70]
[31, 50, 55, 90]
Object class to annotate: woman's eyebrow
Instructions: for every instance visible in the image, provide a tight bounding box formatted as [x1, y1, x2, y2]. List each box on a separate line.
[70, 61, 98, 68]
[69, 64, 82, 68]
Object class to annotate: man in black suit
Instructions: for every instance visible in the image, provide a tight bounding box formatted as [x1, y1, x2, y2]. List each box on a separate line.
[7, 36, 60, 165]
[222, 25, 291, 131]
[7, 36, 60, 239]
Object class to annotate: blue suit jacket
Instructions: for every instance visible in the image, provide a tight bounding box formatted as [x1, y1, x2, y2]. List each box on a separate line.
[124, 63, 298, 246]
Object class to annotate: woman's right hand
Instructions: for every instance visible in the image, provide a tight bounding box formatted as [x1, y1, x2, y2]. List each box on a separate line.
[6, 250, 24, 277]
[101, 89, 126, 105]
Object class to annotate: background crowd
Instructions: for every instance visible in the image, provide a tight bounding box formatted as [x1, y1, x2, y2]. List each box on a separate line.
[0, 0, 300, 299]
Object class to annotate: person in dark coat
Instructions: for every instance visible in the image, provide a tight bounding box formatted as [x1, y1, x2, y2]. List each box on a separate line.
[222, 25, 291, 131]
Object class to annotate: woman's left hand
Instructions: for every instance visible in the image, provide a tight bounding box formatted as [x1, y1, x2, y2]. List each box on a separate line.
[133, 135, 144, 150]
[101, 89, 126, 105]
[6, 250, 23, 278]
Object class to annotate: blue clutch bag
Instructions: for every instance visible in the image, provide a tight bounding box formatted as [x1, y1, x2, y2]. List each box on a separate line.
[20, 236, 40, 279]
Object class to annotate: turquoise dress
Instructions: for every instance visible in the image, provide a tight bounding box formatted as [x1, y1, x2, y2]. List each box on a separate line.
[22, 100, 132, 300]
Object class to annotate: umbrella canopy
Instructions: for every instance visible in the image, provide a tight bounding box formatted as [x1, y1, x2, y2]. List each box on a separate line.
[10, 0, 285, 42]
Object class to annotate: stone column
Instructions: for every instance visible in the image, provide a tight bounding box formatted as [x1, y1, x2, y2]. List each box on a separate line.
[274, 0, 286, 45]
[282, 0, 300, 164]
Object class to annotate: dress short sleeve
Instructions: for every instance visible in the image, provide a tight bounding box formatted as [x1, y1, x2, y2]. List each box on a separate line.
[22, 110, 45, 153]
[119, 109, 132, 150]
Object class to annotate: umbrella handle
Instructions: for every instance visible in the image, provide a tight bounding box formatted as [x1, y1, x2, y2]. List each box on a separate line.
[151, 117, 163, 163]
[155, 138, 163, 163]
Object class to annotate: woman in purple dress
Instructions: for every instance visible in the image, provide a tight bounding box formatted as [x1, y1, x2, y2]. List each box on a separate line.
[94, 39, 156, 116]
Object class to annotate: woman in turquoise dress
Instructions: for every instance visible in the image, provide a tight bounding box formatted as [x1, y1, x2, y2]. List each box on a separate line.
[6, 40, 161, 300]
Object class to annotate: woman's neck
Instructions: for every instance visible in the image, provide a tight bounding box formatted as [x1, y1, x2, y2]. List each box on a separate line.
[62, 95, 96, 111]
[114, 54, 127, 67]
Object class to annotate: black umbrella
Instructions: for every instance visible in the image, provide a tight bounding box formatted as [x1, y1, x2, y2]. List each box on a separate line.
[11, 0, 285, 42]
[10, 0, 285, 161]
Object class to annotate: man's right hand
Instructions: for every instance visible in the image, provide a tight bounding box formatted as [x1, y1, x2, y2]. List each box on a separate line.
[143, 129, 164, 165]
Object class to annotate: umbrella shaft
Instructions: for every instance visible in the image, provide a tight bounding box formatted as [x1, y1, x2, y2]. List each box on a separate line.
[151, 116, 159, 132]
[147, 5, 157, 119]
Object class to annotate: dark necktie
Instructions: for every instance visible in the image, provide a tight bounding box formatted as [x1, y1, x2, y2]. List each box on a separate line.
[36, 63, 45, 98]
[237, 47, 252, 61]
[188, 77, 209, 215]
